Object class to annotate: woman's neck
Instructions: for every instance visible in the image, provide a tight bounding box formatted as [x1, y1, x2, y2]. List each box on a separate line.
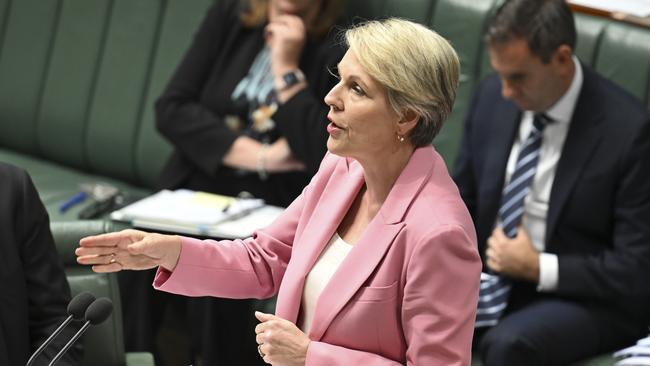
[358, 145, 415, 216]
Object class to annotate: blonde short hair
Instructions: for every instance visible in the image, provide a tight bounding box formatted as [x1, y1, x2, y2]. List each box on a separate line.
[345, 18, 460, 146]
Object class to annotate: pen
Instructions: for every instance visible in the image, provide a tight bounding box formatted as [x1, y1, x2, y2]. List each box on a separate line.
[59, 191, 87, 213]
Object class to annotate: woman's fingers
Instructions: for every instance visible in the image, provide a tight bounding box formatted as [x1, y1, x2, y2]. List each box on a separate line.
[79, 229, 145, 247]
[75, 245, 116, 257]
[91, 262, 123, 273]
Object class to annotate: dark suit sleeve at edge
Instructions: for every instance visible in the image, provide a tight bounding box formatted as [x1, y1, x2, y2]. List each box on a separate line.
[16, 171, 82, 365]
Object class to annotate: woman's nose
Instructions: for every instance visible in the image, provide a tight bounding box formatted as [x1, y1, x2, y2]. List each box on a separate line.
[324, 84, 342, 111]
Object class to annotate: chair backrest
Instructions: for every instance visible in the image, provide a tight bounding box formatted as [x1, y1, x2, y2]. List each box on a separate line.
[429, 0, 500, 165]
[51, 220, 128, 366]
[0, 0, 213, 189]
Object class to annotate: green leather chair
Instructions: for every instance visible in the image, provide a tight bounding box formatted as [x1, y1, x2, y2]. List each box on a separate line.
[52, 220, 153, 366]
[0, 0, 214, 219]
[430, 0, 499, 165]
[595, 21, 650, 102]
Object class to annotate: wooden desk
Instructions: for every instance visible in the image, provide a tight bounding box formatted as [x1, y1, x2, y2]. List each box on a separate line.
[569, 1, 650, 29]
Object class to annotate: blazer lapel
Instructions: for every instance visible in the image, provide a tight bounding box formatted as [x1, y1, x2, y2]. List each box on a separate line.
[308, 147, 434, 341]
[275, 159, 365, 323]
[546, 72, 604, 243]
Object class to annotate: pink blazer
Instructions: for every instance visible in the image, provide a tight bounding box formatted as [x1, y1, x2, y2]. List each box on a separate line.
[154, 146, 481, 365]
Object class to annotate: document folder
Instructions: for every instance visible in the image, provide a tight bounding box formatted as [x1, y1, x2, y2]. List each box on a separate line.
[110, 189, 283, 239]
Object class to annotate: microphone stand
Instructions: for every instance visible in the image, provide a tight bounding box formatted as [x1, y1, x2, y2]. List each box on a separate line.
[47, 322, 92, 366]
[25, 316, 74, 366]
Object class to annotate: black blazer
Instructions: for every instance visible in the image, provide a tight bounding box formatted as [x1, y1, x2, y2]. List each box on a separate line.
[453, 65, 650, 320]
[155, 0, 343, 206]
[0, 163, 81, 366]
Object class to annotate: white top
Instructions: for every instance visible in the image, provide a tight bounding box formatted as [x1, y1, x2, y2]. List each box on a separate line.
[298, 232, 352, 334]
[502, 57, 583, 292]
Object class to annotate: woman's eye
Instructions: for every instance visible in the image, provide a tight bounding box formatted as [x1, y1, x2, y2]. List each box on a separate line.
[351, 83, 365, 96]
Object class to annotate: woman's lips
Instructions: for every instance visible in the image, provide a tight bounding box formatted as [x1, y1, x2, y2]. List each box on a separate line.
[326, 122, 341, 134]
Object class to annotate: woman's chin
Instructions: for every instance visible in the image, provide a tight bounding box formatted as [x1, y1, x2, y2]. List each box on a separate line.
[326, 139, 344, 156]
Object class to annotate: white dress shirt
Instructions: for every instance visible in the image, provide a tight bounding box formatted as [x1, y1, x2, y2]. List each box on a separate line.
[298, 232, 352, 334]
[502, 57, 583, 291]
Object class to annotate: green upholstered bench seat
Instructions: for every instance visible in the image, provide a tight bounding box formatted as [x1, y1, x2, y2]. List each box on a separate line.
[0, 148, 150, 221]
[53, 220, 150, 366]
[0, 0, 214, 214]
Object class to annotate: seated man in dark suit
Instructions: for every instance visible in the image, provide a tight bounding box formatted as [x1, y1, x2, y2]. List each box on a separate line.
[0, 162, 82, 365]
[453, 0, 650, 365]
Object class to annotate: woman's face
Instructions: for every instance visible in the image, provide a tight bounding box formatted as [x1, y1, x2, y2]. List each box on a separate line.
[324, 49, 402, 162]
[270, 0, 317, 16]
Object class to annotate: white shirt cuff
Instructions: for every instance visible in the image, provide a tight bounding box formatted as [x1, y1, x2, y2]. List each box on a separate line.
[537, 253, 559, 292]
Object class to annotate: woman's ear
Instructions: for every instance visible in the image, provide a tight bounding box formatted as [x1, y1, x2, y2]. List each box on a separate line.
[397, 109, 419, 136]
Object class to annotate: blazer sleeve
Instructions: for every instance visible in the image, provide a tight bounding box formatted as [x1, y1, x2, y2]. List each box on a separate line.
[305, 225, 481, 366]
[16, 171, 82, 365]
[155, 2, 241, 177]
[557, 118, 650, 298]
[153, 184, 306, 299]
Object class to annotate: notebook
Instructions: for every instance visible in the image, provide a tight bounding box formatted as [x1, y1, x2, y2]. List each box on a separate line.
[110, 189, 284, 239]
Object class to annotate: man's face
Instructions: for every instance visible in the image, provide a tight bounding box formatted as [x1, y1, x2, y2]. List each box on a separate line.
[489, 38, 569, 112]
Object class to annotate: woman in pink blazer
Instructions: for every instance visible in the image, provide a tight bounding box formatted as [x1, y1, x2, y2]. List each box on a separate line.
[77, 18, 481, 365]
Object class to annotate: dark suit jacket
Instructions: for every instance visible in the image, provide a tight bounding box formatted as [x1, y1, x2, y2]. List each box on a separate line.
[0, 163, 81, 365]
[453, 65, 650, 323]
[155, 0, 343, 207]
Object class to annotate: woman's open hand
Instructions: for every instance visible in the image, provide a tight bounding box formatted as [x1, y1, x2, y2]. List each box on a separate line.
[75, 229, 182, 273]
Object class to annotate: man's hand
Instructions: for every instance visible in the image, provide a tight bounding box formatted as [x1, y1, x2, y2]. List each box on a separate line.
[486, 227, 540, 282]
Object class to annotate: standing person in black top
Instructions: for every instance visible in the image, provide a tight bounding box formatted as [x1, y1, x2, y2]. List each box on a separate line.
[0, 162, 82, 366]
[119, 0, 345, 364]
[156, 0, 344, 207]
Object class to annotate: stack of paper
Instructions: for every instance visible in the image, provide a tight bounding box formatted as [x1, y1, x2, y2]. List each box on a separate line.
[110, 189, 283, 239]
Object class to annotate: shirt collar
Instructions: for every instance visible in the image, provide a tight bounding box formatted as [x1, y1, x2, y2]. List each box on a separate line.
[543, 56, 583, 124]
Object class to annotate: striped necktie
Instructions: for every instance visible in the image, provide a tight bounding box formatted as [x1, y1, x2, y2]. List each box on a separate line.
[476, 113, 553, 328]
[614, 334, 650, 365]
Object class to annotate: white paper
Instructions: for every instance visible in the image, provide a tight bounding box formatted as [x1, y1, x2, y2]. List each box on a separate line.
[111, 189, 279, 238]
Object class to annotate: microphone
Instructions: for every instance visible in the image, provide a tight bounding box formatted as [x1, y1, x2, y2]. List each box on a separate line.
[26, 292, 96, 366]
[48, 297, 113, 366]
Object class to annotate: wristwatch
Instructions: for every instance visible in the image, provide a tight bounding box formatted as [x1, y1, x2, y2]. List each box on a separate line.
[276, 69, 306, 91]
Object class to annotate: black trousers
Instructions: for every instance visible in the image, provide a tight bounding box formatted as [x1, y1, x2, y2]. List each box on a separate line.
[119, 270, 267, 366]
[188, 297, 266, 366]
[475, 296, 645, 366]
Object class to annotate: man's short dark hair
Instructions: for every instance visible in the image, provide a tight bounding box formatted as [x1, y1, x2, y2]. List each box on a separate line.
[486, 0, 576, 63]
